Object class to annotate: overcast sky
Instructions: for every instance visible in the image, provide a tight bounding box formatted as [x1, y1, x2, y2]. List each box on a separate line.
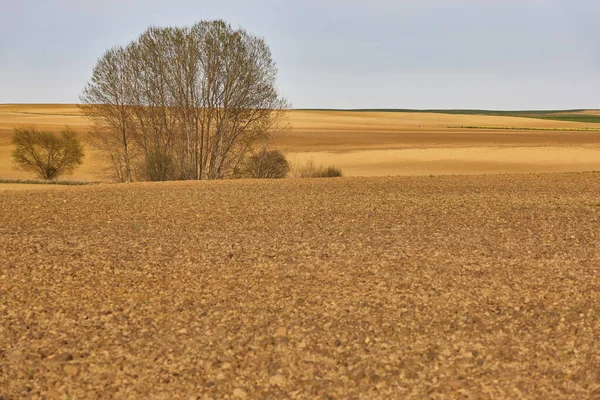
[1, 0, 598, 109]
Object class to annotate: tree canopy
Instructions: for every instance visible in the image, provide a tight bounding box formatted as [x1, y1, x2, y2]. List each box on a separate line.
[80, 20, 287, 182]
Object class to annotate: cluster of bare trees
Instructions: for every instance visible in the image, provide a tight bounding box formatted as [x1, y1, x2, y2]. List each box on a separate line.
[80, 20, 287, 182]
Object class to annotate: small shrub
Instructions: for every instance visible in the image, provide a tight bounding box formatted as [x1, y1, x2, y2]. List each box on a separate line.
[12, 126, 84, 180]
[293, 159, 343, 178]
[319, 166, 342, 178]
[244, 149, 290, 179]
[293, 159, 319, 178]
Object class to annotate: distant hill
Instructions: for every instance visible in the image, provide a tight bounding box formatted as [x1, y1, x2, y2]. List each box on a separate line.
[296, 109, 600, 124]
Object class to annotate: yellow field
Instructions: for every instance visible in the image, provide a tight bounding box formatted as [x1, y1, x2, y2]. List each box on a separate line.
[1, 104, 600, 181]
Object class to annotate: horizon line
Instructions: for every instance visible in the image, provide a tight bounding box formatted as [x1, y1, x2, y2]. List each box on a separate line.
[1, 103, 598, 113]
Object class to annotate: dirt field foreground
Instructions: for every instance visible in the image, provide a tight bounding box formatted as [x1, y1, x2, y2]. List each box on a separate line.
[1, 174, 600, 399]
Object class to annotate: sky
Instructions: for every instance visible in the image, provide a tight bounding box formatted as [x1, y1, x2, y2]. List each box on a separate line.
[1, 0, 598, 109]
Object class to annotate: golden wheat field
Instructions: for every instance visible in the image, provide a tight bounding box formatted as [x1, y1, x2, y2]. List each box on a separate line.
[1, 175, 600, 398]
[1, 104, 600, 183]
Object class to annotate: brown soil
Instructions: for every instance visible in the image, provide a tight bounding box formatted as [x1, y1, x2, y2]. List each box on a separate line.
[1, 174, 599, 399]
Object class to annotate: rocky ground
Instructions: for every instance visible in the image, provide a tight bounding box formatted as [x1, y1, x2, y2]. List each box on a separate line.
[1, 174, 599, 399]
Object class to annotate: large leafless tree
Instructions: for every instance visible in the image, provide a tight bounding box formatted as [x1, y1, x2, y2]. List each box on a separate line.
[80, 20, 287, 182]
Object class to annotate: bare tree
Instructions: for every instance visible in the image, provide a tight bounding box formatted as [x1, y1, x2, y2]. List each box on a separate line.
[12, 127, 84, 180]
[79, 20, 287, 182]
[80, 47, 136, 182]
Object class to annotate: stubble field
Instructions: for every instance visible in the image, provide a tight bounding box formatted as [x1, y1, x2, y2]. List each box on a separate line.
[1, 174, 600, 398]
[1, 105, 600, 183]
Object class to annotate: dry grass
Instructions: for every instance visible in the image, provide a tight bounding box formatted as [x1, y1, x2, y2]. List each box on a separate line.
[287, 147, 600, 177]
[0, 183, 74, 192]
[291, 159, 343, 178]
[1, 173, 599, 399]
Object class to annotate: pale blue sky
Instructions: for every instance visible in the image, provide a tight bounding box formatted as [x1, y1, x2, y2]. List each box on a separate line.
[1, 0, 598, 109]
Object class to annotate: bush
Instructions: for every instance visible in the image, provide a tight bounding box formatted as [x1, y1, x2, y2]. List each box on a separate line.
[244, 149, 290, 179]
[320, 166, 343, 177]
[293, 159, 343, 178]
[145, 148, 174, 181]
[12, 126, 84, 180]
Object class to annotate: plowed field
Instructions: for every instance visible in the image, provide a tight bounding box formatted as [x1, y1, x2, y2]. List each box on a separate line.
[1, 174, 599, 398]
